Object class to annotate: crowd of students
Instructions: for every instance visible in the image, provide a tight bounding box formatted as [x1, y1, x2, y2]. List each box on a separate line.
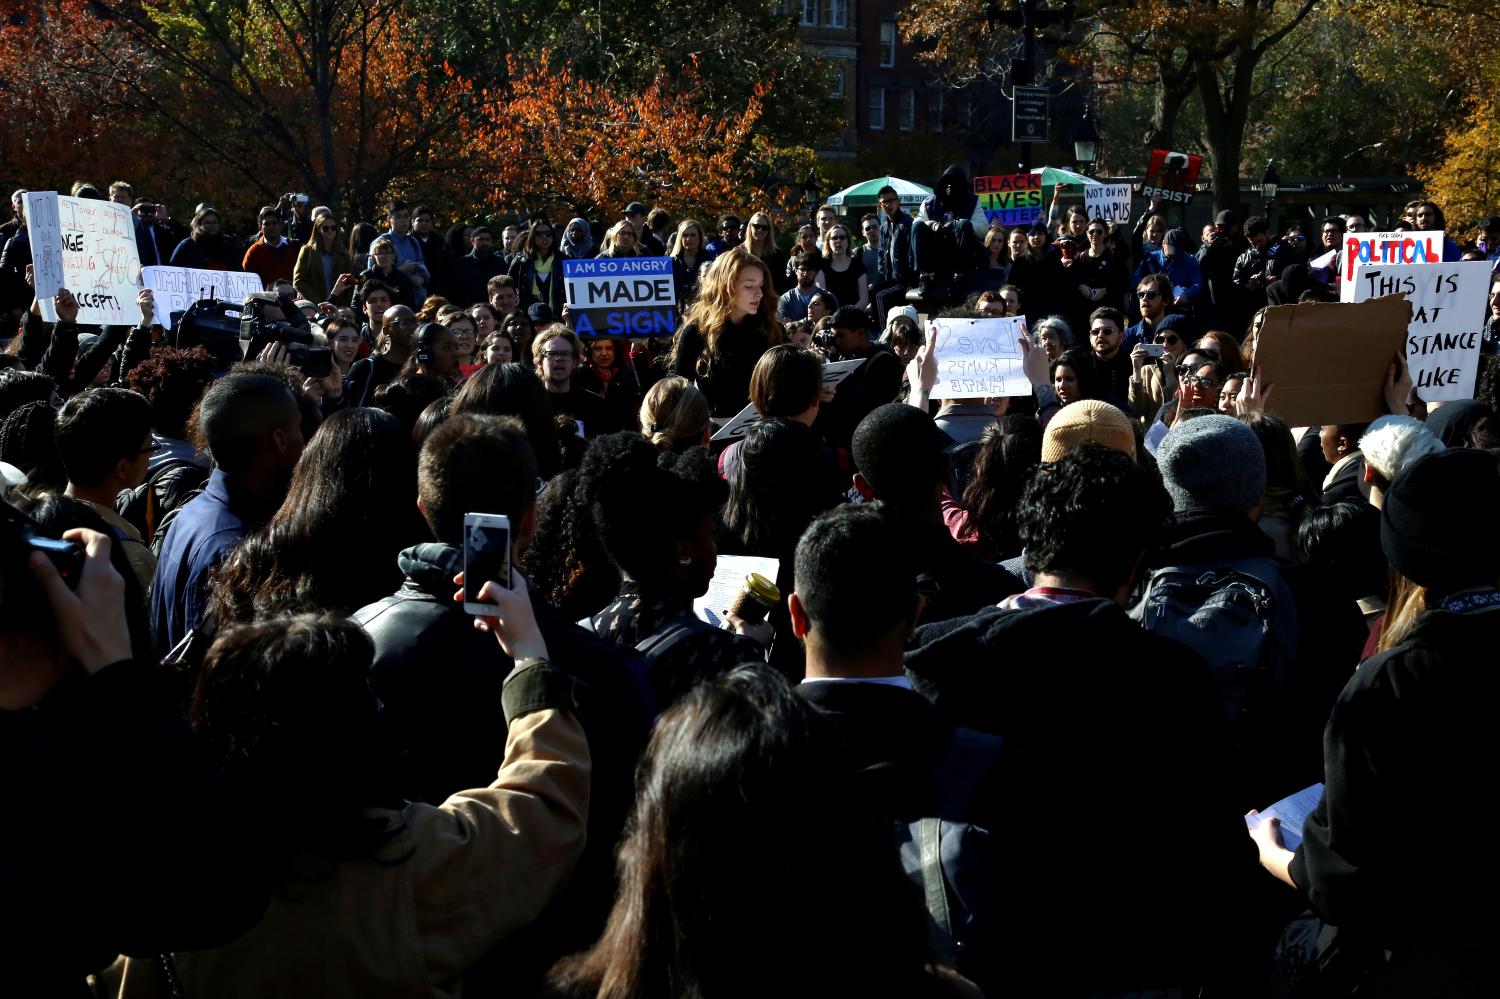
[2, 174, 1499, 998]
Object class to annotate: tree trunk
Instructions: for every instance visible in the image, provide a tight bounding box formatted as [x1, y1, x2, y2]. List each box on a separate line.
[1143, 59, 1196, 151]
[1196, 41, 1257, 216]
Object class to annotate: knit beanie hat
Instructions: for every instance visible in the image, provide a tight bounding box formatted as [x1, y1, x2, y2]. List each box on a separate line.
[1157, 413, 1265, 514]
[1381, 448, 1500, 593]
[1042, 400, 1136, 463]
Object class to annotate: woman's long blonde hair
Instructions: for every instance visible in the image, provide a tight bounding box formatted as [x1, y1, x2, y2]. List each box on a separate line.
[675, 247, 783, 376]
[741, 211, 777, 258]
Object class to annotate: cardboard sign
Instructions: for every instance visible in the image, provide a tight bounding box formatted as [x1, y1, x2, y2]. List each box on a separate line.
[142, 266, 263, 330]
[929, 316, 1031, 399]
[710, 358, 868, 442]
[25, 192, 143, 324]
[974, 174, 1044, 228]
[562, 257, 676, 338]
[1085, 184, 1132, 223]
[1349, 261, 1491, 402]
[1338, 230, 1445, 301]
[1250, 297, 1410, 426]
[1141, 149, 1202, 205]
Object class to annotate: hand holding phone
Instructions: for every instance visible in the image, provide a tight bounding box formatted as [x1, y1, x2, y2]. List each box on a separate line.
[463, 513, 512, 615]
[1141, 342, 1165, 358]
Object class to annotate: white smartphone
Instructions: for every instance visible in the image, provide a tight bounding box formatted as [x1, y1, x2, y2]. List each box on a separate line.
[1141, 342, 1166, 358]
[462, 512, 512, 615]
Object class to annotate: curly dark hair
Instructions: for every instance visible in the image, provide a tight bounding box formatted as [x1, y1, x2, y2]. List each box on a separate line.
[521, 467, 621, 620]
[577, 432, 725, 586]
[124, 346, 216, 441]
[1019, 442, 1171, 591]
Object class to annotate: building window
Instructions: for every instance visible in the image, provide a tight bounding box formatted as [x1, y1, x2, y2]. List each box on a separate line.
[899, 89, 915, 131]
[800, 0, 816, 26]
[880, 22, 896, 68]
[869, 87, 886, 131]
[930, 91, 944, 132]
[830, 65, 845, 99]
[824, 0, 849, 28]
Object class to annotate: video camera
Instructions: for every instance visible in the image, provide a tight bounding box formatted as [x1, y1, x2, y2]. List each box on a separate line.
[173, 299, 246, 372]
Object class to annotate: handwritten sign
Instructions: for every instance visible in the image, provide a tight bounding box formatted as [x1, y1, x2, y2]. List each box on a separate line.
[1349, 261, 1491, 402]
[710, 358, 868, 442]
[143, 266, 263, 330]
[1141, 149, 1202, 205]
[929, 316, 1031, 399]
[563, 257, 676, 338]
[973, 174, 1043, 228]
[1085, 184, 1132, 223]
[25, 192, 142, 324]
[1338, 230, 1445, 301]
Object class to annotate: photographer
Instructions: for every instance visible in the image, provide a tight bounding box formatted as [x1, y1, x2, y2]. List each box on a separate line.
[1, 520, 267, 992]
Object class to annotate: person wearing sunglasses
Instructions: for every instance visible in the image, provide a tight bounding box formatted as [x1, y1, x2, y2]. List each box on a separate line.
[1127, 293, 1194, 428]
[815, 225, 869, 312]
[293, 215, 356, 307]
[704, 214, 742, 262]
[506, 220, 565, 316]
[1141, 349, 1225, 455]
[741, 212, 788, 294]
[1132, 228, 1205, 319]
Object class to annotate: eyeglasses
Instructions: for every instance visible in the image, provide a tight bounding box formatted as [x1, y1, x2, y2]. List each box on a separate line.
[1088, 228, 1106, 236]
[830, 235, 849, 241]
[1089, 326, 1119, 337]
[542, 349, 573, 359]
[318, 224, 339, 232]
[1154, 333, 1180, 346]
[751, 223, 769, 231]
[1137, 289, 1161, 300]
[720, 226, 736, 233]
[1181, 374, 1220, 389]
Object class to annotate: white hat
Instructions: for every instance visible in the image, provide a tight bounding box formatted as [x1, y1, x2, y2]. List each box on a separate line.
[886, 305, 920, 328]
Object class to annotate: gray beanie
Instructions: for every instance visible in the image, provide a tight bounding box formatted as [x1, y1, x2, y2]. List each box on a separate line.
[1157, 414, 1266, 514]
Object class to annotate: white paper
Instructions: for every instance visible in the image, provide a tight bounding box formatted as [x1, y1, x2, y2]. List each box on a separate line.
[1348, 261, 1491, 402]
[1246, 782, 1324, 852]
[143, 265, 263, 330]
[1339, 230, 1444, 301]
[1085, 183, 1132, 223]
[929, 316, 1031, 400]
[694, 554, 779, 626]
[26, 192, 143, 325]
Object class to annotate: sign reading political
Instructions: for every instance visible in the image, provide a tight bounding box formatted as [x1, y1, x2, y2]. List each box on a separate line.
[25, 192, 142, 325]
[929, 316, 1031, 399]
[143, 266, 263, 330]
[1338, 230, 1445, 301]
[1012, 85, 1049, 144]
[973, 174, 1044, 228]
[710, 358, 868, 442]
[1348, 261, 1491, 402]
[1250, 298, 1410, 427]
[1084, 184, 1132, 223]
[563, 257, 676, 338]
[1141, 150, 1203, 205]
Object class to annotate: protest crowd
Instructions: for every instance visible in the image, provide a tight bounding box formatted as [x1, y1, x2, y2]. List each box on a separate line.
[3, 171, 1500, 998]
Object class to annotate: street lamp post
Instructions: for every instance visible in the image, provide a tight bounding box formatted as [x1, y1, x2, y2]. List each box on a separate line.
[803, 175, 823, 224]
[1073, 114, 1100, 175]
[1259, 161, 1281, 227]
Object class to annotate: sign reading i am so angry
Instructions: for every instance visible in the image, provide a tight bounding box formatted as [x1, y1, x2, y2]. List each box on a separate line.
[562, 257, 677, 338]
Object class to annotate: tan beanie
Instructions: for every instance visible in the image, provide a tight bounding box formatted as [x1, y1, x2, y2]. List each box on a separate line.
[1042, 400, 1137, 463]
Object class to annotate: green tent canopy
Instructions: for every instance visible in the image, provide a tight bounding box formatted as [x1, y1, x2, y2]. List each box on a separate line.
[823, 176, 934, 210]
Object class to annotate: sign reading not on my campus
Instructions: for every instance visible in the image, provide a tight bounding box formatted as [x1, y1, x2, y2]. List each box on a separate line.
[562, 257, 677, 338]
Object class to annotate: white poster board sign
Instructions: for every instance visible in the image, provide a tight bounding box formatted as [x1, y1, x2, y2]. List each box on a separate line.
[1084, 184, 1132, 223]
[25, 192, 142, 324]
[143, 266, 263, 330]
[929, 316, 1031, 399]
[1350, 261, 1492, 402]
[1339, 230, 1444, 302]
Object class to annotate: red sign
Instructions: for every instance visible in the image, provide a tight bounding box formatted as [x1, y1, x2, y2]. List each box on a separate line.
[1142, 149, 1203, 205]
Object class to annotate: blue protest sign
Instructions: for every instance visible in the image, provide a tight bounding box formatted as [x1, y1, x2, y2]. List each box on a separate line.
[562, 257, 677, 338]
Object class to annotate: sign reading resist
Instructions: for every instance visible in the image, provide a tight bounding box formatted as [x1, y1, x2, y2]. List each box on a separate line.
[563, 257, 676, 338]
[1349, 261, 1492, 401]
[929, 316, 1031, 399]
[25, 192, 143, 325]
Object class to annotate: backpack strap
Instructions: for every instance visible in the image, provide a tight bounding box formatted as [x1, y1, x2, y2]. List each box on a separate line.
[918, 816, 957, 967]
